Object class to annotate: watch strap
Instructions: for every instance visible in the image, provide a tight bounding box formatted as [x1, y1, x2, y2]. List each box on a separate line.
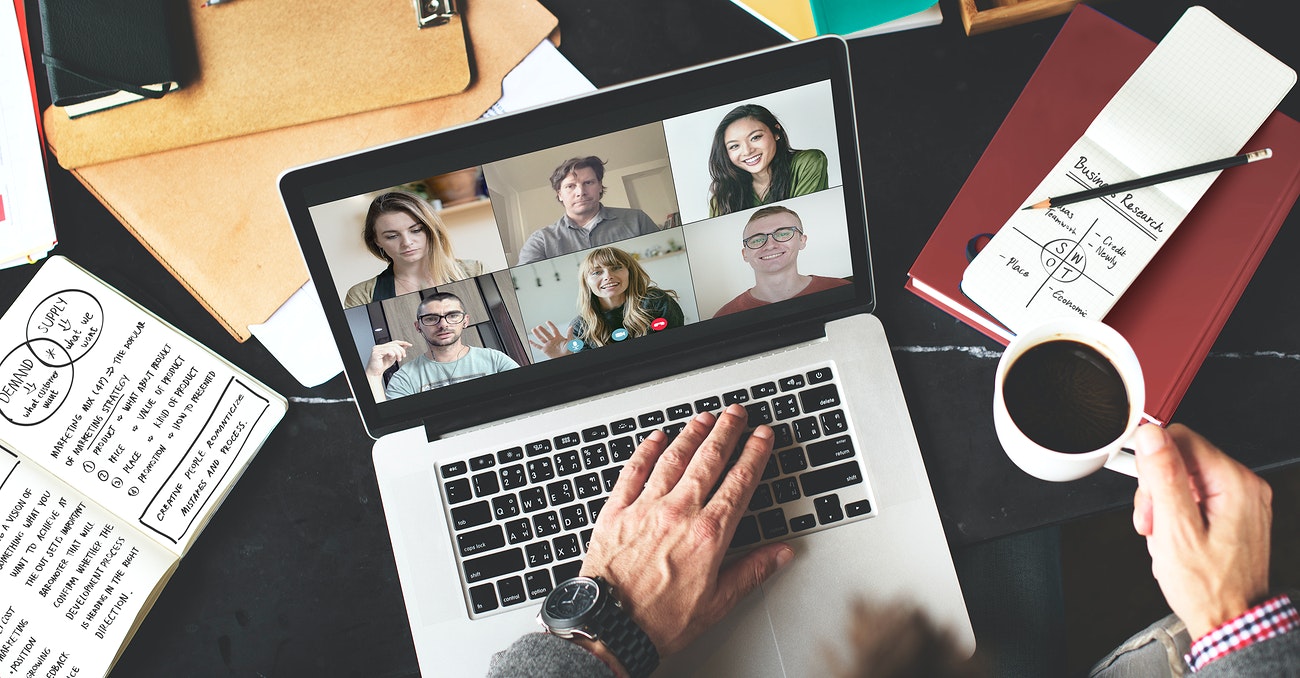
[590, 580, 659, 678]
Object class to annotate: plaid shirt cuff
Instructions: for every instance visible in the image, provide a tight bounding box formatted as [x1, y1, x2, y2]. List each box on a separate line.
[1186, 594, 1298, 672]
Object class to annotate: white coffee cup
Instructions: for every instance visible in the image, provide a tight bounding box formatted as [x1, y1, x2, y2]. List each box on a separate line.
[993, 318, 1145, 482]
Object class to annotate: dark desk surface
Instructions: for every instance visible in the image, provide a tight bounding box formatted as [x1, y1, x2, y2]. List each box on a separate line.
[1, 1, 1297, 675]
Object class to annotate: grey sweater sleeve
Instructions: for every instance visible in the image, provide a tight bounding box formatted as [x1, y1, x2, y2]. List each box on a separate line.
[487, 632, 616, 678]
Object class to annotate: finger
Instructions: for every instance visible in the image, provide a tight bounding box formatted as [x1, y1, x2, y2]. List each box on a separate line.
[1132, 486, 1153, 536]
[530, 325, 550, 341]
[1166, 424, 1246, 499]
[641, 411, 718, 498]
[675, 405, 753, 504]
[713, 543, 795, 620]
[605, 430, 668, 512]
[700, 424, 773, 528]
[1133, 424, 1202, 534]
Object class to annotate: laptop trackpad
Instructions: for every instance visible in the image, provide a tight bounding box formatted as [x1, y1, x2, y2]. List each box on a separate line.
[658, 586, 783, 677]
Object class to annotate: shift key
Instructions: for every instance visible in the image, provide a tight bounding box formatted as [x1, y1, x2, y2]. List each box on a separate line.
[464, 547, 525, 583]
[799, 460, 864, 496]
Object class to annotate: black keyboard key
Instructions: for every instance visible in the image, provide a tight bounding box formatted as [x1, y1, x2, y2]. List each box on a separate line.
[730, 515, 760, 548]
[470, 454, 495, 471]
[664, 422, 687, 439]
[464, 548, 524, 583]
[778, 448, 808, 475]
[458, 525, 506, 557]
[800, 460, 865, 496]
[772, 423, 794, 450]
[792, 417, 821, 443]
[526, 541, 554, 567]
[505, 518, 533, 544]
[500, 464, 526, 490]
[758, 508, 789, 539]
[533, 511, 561, 537]
[635, 430, 655, 445]
[807, 436, 855, 467]
[498, 447, 524, 464]
[744, 402, 773, 426]
[600, 466, 622, 492]
[492, 494, 519, 519]
[610, 418, 637, 434]
[790, 514, 817, 532]
[441, 461, 467, 478]
[761, 455, 779, 480]
[498, 576, 527, 607]
[470, 583, 498, 614]
[846, 499, 873, 517]
[773, 477, 801, 504]
[519, 487, 547, 513]
[609, 437, 635, 462]
[527, 458, 555, 483]
[694, 396, 722, 413]
[806, 367, 834, 384]
[560, 504, 588, 530]
[748, 483, 774, 512]
[667, 403, 694, 420]
[722, 389, 749, 405]
[772, 395, 800, 420]
[472, 471, 500, 497]
[582, 425, 609, 442]
[798, 383, 842, 414]
[778, 374, 805, 391]
[751, 382, 778, 398]
[553, 534, 582, 560]
[554, 432, 581, 448]
[526, 570, 553, 599]
[820, 409, 848, 435]
[555, 450, 582, 476]
[815, 494, 845, 524]
[444, 478, 472, 504]
[553, 560, 583, 584]
[580, 528, 594, 552]
[451, 500, 491, 530]
[575, 473, 602, 499]
[526, 440, 553, 456]
[582, 444, 609, 469]
[588, 497, 607, 523]
[638, 410, 665, 427]
[547, 480, 575, 506]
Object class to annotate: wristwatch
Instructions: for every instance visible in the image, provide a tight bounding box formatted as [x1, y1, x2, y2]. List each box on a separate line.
[538, 575, 660, 678]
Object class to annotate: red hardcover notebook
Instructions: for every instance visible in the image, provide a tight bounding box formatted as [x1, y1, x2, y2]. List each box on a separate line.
[905, 5, 1300, 425]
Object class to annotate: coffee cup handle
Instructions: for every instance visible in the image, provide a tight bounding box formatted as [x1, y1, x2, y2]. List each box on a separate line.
[1104, 441, 1139, 478]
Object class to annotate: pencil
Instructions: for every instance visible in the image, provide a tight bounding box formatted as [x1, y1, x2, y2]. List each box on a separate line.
[1022, 148, 1272, 210]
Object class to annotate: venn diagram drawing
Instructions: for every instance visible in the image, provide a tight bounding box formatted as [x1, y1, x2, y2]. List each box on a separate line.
[0, 290, 104, 426]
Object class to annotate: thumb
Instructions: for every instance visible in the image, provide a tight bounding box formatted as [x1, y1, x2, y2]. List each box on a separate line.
[1133, 424, 1199, 531]
[715, 543, 794, 610]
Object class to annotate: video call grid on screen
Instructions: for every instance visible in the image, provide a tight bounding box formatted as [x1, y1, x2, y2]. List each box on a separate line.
[285, 43, 872, 432]
[308, 80, 855, 401]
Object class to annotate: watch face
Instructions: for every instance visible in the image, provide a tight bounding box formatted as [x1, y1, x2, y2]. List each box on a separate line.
[544, 577, 600, 623]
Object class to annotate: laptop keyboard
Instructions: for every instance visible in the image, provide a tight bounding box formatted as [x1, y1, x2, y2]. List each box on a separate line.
[437, 362, 878, 618]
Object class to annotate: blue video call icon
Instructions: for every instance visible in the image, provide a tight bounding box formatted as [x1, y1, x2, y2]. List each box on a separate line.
[611, 328, 629, 342]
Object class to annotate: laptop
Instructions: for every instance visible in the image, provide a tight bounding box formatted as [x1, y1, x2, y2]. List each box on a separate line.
[279, 36, 973, 676]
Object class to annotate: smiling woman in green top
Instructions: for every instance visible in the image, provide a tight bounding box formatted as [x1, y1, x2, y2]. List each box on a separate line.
[707, 103, 829, 218]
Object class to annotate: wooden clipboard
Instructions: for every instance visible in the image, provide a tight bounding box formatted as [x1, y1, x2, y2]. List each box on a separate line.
[44, 0, 474, 169]
[63, 0, 559, 341]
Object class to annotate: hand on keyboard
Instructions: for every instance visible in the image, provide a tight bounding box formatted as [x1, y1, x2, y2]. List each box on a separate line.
[579, 404, 796, 658]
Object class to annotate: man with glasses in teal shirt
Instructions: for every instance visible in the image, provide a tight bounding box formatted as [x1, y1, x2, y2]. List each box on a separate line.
[364, 292, 519, 402]
[712, 205, 849, 318]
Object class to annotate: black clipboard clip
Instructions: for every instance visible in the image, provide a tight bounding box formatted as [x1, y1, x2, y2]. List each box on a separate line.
[414, 0, 457, 28]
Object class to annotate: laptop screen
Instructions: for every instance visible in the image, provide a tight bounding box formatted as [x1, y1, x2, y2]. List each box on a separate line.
[280, 37, 872, 438]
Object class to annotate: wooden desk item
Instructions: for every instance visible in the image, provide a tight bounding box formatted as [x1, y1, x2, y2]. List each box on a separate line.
[56, 0, 558, 342]
[958, 0, 1088, 35]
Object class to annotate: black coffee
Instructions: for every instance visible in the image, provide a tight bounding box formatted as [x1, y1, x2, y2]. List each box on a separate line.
[1002, 340, 1130, 454]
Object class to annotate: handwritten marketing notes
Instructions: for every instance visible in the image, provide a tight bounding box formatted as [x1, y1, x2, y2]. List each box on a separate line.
[961, 7, 1295, 335]
[0, 257, 285, 677]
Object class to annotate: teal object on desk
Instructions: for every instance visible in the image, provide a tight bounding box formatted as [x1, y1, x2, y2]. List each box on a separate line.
[811, 0, 935, 34]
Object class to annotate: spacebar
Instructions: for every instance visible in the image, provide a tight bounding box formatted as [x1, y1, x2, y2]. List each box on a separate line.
[799, 461, 864, 496]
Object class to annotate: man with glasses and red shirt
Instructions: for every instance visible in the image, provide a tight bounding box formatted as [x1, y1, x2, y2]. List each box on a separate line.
[712, 205, 849, 318]
[365, 292, 518, 402]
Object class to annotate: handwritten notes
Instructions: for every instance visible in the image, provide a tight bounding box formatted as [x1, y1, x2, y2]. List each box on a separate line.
[0, 256, 284, 677]
[961, 7, 1296, 334]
